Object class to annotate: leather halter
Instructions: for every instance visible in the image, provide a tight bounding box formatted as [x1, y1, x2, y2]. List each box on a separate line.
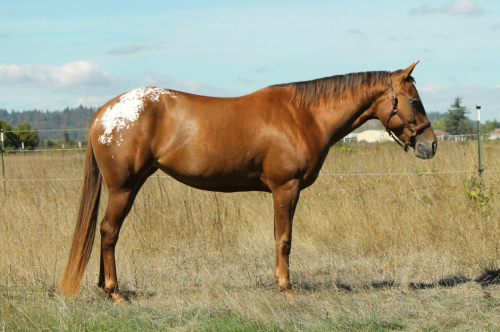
[385, 75, 431, 152]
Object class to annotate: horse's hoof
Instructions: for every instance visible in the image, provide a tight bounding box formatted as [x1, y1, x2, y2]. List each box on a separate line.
[111, 292, 128, 304]
[278, 282, 292, 292]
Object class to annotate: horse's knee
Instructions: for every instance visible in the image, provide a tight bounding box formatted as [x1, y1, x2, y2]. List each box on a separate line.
[100, 222, 120, 248]
[276, 238, 291, 255]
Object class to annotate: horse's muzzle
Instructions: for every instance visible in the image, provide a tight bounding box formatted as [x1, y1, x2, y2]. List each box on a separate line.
[414, 138, 437, 159]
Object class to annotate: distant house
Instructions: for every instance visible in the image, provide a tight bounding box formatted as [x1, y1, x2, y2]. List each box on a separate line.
[357, 130, 392, 143]
[490, 129, 500, 140]
[434, 130, 449, 141]
[343, 132, 359, 142]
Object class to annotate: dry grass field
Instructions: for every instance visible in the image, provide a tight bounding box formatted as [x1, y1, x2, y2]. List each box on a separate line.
[1, 140, 500, 331]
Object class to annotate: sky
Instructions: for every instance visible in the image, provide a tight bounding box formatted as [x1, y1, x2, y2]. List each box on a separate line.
[0, 0, 499, 121]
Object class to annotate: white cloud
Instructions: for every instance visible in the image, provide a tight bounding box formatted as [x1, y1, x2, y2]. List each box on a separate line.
[444, 0, 483, 15]
[493, 85, 500, 89]
[145, 71, 239, 97]
[410, 0, 483, 17]
[0, 61, 113, 88]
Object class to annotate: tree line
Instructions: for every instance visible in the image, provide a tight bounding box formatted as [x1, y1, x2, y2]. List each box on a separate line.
[0, 105, 97, 149]
[0, 105, 96, 142]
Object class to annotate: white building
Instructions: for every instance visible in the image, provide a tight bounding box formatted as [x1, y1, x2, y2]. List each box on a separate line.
[357, 130, 392, 143]
[343, 132, 359, 142]
[490, 129, 500, 140]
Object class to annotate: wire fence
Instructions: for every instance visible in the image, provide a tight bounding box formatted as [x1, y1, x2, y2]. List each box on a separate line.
[3, 170, 499, 184]
[2, 128, 87, 133]
[343, 133, 499, 143]
[5, 148, 87, 153]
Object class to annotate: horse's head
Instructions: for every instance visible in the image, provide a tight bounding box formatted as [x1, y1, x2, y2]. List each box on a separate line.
[377, 62, 437, 159]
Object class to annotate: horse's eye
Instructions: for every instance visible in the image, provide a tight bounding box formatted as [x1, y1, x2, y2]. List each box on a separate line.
[410, 99, 418, 107]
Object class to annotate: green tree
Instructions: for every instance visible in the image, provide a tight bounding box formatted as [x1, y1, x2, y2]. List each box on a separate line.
[62, 130, 70, 143]
[0, 120, 20, 149]
[481, 119, 500, 134]
[444, 97, 470, 135]
[57, 129, 70, 145]
[16, 123, 40, 149]
[432, 118, 447, 131]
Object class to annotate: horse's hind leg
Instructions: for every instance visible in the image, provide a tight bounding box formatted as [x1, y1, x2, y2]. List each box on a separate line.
[99, 187, 135, 303]
[98, 168, 157, 303]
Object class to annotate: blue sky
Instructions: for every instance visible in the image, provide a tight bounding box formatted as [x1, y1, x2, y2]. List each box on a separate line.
[0, 0, 499, 120]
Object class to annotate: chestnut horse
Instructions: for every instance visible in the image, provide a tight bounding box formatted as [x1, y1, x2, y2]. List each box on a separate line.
[60, 63, 436, 302]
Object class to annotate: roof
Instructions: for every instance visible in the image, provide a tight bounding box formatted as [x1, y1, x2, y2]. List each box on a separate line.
[491, 129, 500, 134]
[434, 130, 449, 135]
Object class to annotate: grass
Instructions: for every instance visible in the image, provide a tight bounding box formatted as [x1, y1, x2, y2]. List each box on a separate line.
[1, 140, 500, 331]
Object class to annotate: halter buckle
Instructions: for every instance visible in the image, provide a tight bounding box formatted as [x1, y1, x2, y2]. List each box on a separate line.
[389, 92, 396, 100]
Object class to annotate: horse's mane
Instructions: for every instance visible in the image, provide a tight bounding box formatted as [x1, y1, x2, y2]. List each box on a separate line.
[272, 70, 414, 108]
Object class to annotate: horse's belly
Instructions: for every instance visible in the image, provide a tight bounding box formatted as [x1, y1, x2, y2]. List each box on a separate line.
[159, 169, 268, 192]
[155, 152, 267, 192]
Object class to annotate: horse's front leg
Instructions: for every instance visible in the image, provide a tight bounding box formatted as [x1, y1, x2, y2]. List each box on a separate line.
[271, 180, 300, 292]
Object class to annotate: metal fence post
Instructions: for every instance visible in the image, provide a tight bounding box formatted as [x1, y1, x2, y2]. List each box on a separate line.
[476, 104, 483, 187]
[1, 129, 6, 197]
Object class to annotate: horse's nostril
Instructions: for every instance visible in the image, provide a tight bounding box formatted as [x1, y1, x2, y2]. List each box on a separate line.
[432, 141, 437, 154]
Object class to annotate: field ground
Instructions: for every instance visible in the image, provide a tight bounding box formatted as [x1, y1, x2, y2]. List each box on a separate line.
[1, 141, 500, 331]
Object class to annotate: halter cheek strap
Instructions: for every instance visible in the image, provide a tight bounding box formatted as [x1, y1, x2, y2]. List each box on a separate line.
[385, 75, 431, 152]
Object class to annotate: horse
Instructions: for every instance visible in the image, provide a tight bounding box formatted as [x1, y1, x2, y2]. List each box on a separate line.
[60, 62, 437, 303]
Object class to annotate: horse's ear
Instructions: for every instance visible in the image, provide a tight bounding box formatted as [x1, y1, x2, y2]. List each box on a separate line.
[399, 61, 419, 81]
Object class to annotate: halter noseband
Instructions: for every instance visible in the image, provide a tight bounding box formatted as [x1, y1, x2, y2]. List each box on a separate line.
[385, 74, 431, 152]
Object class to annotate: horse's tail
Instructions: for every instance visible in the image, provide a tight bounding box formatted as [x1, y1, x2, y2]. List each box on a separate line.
[60, 126, 102, 296]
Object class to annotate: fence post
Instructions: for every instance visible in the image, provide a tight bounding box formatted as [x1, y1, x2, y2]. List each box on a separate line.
[22, 141, 25, 156]
[79, 141, 82, 154]
[476, 104, 483, 187]
[1, 129, 6, 197]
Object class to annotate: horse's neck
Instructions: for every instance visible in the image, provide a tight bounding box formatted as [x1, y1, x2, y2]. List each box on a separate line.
[314, 93, 382, 147]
